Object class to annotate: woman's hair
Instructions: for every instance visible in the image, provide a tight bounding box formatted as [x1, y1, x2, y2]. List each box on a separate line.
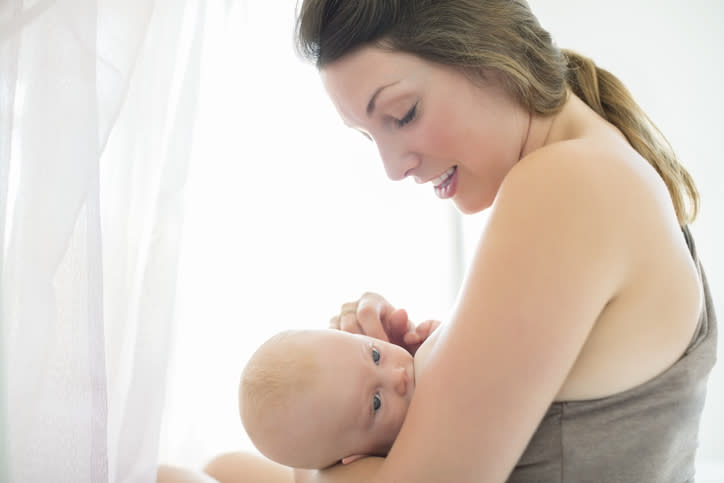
[296, 0, 698, 224]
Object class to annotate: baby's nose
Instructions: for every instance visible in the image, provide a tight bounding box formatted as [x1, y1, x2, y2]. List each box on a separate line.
[393, 366, 407, 396]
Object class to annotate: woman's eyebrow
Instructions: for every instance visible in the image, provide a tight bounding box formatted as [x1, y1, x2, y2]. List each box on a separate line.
[366, 82, 399, 116]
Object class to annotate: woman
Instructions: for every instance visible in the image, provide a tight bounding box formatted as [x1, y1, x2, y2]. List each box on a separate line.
[159, 0, 717, 481]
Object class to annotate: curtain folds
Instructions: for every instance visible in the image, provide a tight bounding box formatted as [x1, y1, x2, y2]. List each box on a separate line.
[0, 0, 206, 481]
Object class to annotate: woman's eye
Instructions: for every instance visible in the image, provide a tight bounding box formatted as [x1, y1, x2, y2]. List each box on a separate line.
[396, 103, 417, 127]
[371, 347, 380, 365]
[373, 393, 382, 413]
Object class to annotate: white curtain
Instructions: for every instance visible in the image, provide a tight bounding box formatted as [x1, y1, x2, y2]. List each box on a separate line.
[0, 0, 207, 481]
[2, 0, 721, 482]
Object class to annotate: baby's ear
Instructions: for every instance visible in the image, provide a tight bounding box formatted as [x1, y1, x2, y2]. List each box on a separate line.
[341, 454, 367, 465]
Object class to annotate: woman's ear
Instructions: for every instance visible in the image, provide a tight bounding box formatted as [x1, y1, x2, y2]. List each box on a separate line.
[341, 454, 367, 465]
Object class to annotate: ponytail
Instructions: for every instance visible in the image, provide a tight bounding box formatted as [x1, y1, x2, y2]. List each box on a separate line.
[563, 50, 699, 225]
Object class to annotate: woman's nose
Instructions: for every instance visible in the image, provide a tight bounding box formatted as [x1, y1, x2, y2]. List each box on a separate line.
[377, 143, 419, 181]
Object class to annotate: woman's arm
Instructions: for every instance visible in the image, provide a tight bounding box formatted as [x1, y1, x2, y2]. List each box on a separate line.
[376, 145, 629, 482]
[309, 145, 630, 482]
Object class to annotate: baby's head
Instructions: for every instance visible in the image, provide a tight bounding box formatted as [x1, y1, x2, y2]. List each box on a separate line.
[239, 329, 415, 469]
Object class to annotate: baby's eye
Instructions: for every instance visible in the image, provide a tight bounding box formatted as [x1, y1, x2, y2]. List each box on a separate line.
[371, 347, 380, 365]
[373, 393, 382, 413]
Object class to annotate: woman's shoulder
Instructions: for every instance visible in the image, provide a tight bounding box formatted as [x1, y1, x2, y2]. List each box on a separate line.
[505, 134, 649, 195]
[490, 136, 633, 251]
[493, 134, 703, 401]
[497, 132, 674, 238]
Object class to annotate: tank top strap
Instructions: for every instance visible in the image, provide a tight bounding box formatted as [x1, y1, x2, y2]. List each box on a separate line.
[681, 225, 717, 356]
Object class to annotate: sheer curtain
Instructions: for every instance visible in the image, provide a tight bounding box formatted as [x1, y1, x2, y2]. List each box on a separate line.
[1, 0, 207, 481]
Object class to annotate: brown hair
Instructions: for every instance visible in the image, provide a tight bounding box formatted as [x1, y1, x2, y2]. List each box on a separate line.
[296, 0, 698, 223]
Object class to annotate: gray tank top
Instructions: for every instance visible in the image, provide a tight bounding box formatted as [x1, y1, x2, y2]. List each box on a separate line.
[508, 227, 718, 483]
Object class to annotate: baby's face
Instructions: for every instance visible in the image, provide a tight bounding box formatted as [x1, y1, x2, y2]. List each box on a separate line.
[293, 330, 415, 466]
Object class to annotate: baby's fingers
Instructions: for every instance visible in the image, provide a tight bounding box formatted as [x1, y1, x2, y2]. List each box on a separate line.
[416, 319, 442, 340]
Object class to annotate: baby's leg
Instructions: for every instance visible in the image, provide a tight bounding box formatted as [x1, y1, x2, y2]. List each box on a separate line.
[157, 464, 219, 483]
[204, 451, 296, 483]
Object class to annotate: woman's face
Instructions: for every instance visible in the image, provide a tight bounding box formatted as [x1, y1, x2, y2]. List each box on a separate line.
[321, 46, 532, 214]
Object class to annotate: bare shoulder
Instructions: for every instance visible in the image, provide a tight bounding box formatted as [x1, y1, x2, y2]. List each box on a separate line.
[505, 131, 682, 223]
[491, 134, 679, 274]
[495, 136, 702, 400]
[481, 137, 635, 295]
[499, 136, 650, 225]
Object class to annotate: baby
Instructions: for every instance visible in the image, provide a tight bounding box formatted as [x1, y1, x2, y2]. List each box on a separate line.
[239, 328, 422, 469]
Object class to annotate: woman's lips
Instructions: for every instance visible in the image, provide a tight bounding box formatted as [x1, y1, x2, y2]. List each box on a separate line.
[433, 166, 457, 199]
[430, 166, 455, 187]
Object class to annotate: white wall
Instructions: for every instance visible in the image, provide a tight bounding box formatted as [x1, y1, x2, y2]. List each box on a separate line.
[160, 0, 724, 477]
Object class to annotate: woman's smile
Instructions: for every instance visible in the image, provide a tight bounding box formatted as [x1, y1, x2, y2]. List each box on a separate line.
[429, 166, 458, 199]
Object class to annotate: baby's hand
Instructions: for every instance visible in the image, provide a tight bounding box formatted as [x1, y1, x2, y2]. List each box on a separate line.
[402, 319, 441, 355]
[329, 292, 407, 342]
[329, 292, 441, 355]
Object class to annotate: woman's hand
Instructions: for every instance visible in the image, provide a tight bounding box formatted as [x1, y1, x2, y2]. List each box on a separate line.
[329, 292, 440, 355]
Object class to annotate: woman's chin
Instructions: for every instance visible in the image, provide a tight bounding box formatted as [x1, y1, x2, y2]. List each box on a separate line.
[453, 199, 489, 215]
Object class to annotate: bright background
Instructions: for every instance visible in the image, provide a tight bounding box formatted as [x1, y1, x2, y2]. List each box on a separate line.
[158, 0, 723, 479]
